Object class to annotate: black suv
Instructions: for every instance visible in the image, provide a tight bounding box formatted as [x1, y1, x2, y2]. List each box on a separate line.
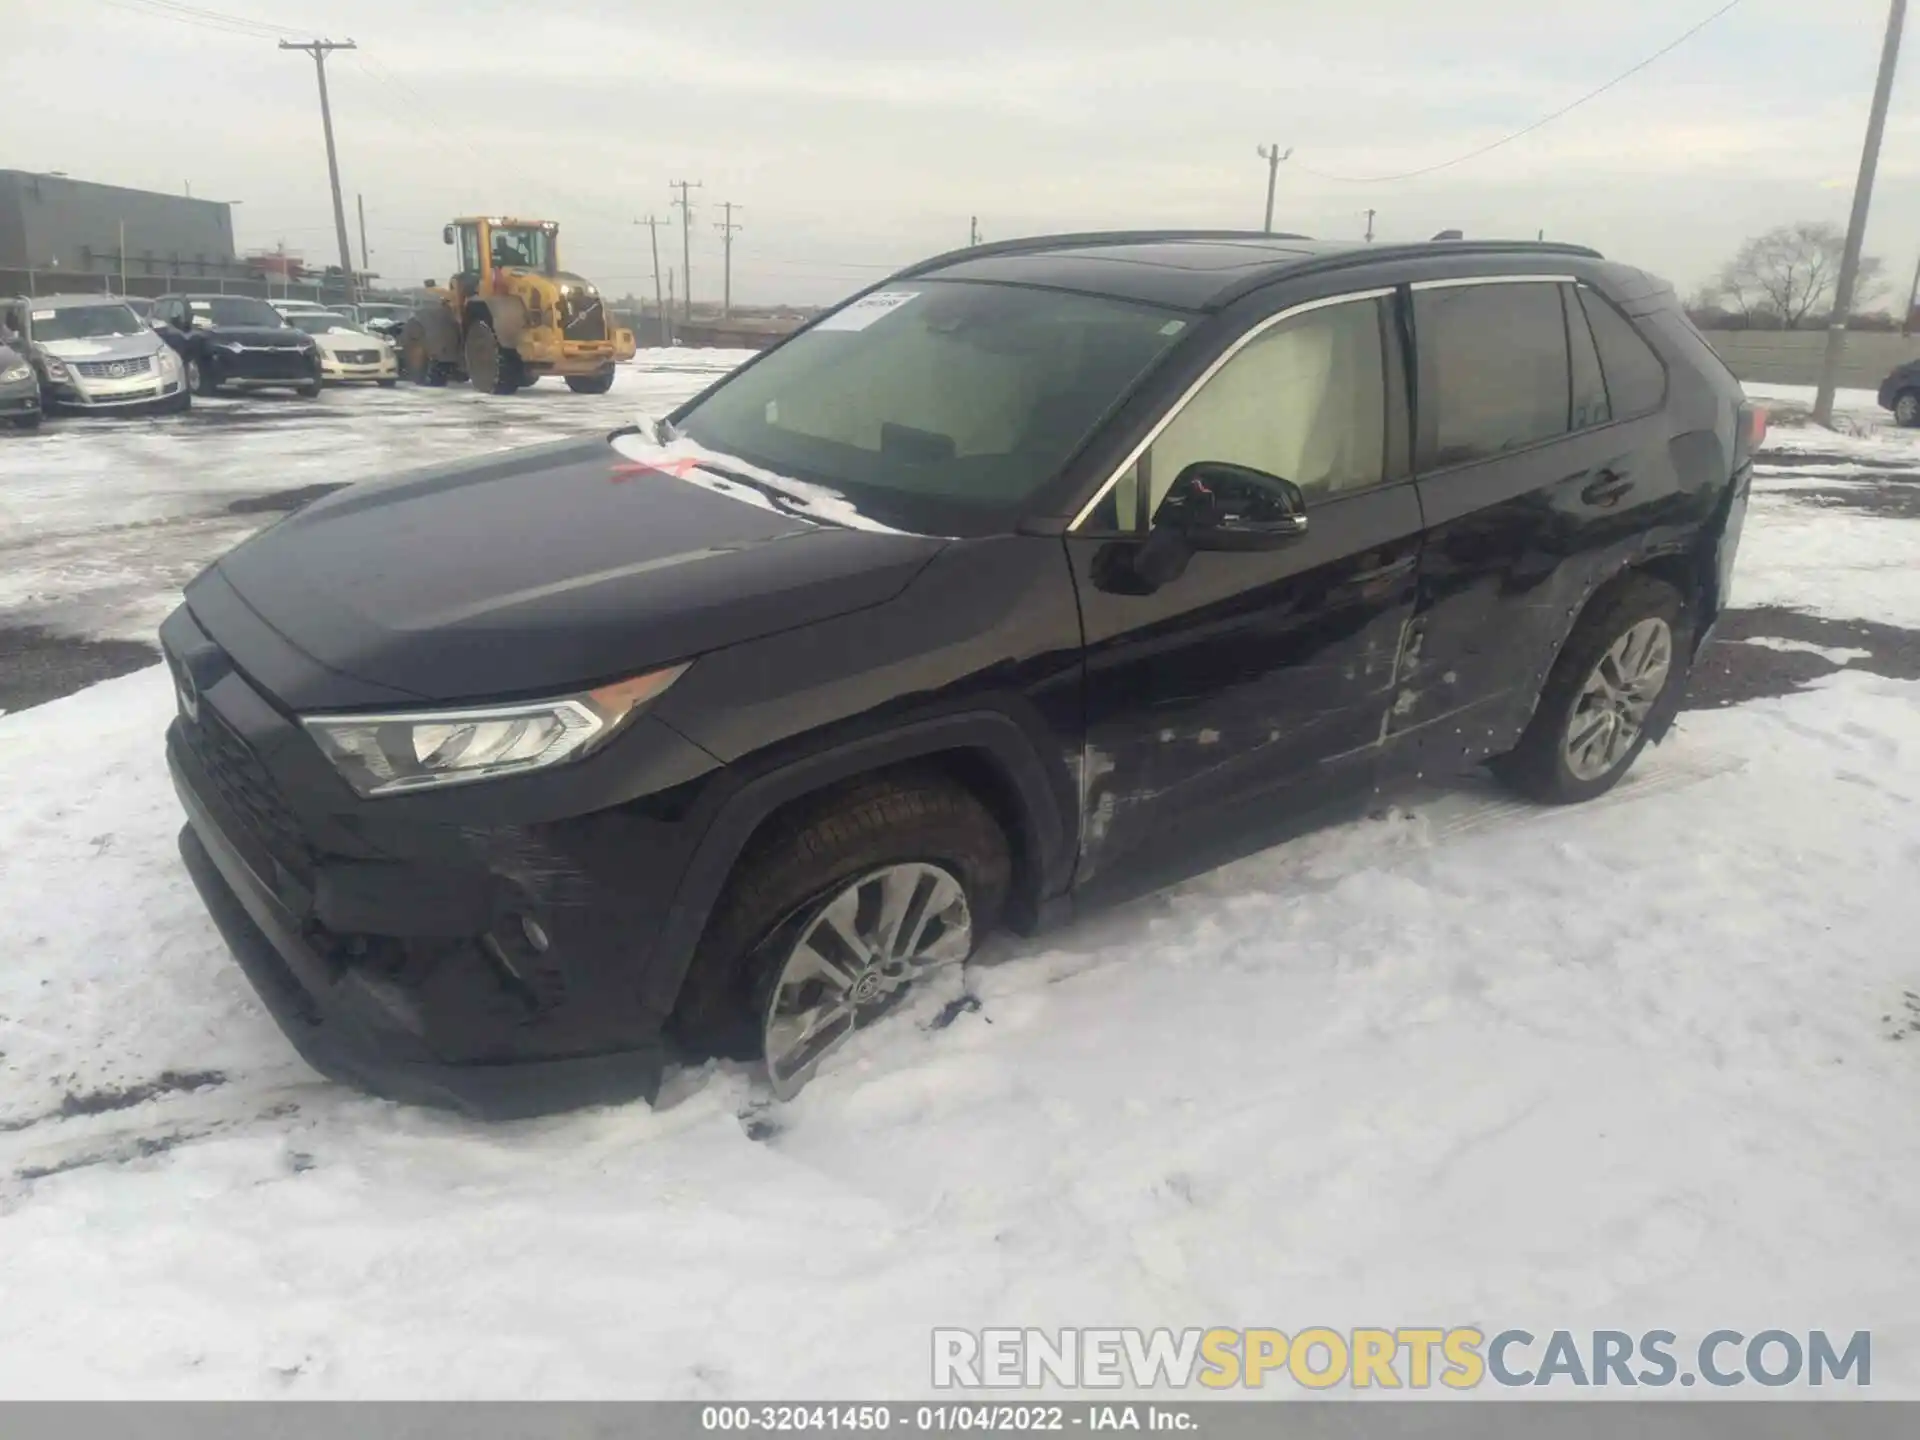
[151, 294, 323, 397]
[162, 232, 1759, 1116]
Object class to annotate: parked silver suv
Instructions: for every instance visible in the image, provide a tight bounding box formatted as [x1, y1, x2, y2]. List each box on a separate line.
[0, 294, 189, 415]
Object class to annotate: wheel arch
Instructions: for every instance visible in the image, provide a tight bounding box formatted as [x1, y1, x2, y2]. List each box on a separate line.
[637, 712, 1072, 1018]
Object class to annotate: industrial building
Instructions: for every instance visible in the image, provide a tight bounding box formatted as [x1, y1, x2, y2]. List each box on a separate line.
[0, 169, 249, 295]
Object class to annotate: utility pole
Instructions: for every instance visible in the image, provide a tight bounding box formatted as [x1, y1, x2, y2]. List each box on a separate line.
[636, 216, 668, 343]
[1816, 0, 1907, 426]
[714, 201, 741, 318]
[970, 215, 982, 246]
[1257, 143, 1291, 233]
[118, 220, 127, 294]
[357, 193, 370, 273]
[1364, 209, 1376, 243]
[670, 179, 701, 321]
[280, 39, 359, 305]
[667, 267, 676, 341]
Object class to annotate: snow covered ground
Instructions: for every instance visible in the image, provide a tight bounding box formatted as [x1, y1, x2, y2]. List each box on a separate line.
[0, 375, 1916, 1398]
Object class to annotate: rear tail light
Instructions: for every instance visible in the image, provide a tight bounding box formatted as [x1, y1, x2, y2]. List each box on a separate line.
[1734, 402, 1768, 467]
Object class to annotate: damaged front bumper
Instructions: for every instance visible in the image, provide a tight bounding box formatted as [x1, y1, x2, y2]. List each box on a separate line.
[161, 602, 717, 1119]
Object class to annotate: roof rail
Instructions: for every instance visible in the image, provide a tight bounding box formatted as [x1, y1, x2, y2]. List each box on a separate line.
[1206, 238, 1605, 309]
[889, 229, 1317, 282]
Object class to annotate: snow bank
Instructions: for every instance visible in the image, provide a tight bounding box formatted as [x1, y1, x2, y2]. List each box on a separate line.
[2, 666, 1917, 1397]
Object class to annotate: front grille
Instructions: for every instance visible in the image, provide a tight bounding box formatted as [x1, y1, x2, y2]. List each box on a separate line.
[179, 705, 313, 885]
[74, 355, 154, 379]
[336, 350, 381, 365]
[238, 350, 316, 379]
[559, 291, 607, 342]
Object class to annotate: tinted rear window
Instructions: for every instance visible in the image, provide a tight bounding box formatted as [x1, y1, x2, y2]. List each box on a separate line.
[1414, 281, 1571, 468]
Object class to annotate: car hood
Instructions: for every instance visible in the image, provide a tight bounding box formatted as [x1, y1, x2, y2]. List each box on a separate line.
[39, 332, 164, 361]
[202, 434, 947, 704]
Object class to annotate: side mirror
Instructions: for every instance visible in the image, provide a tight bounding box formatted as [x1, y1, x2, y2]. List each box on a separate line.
[423, 278, 437, 289]
[442, 225, 454, 245]
[1133, 462, 1308, 589]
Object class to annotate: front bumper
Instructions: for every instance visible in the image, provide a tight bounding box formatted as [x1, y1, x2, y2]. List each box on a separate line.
[160, 599, 716, 1117]
[320, 353, 397, 382]
[51, 369, 185, 409]
[175, 805, 665, 1118]
[0, 381, 39, 419]
[208, 348, 322, 387]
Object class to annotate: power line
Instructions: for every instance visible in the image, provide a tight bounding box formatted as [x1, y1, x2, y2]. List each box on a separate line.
[1296, 0, 1746, 184]
[86, 0, 306, 38]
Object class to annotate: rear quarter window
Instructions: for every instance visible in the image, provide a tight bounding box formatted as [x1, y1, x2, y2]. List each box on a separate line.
[1577, 288, 1667, 417]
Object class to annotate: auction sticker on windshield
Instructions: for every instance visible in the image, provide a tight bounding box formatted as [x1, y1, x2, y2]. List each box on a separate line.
[814, 290, 919, 331]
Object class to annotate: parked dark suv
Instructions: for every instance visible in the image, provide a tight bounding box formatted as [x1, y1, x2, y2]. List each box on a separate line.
[163, 232, 1760, 1116]
[151, 293, 323, 397]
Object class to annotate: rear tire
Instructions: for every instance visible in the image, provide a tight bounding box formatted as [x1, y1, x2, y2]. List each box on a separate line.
[670, 771, 1011, 1088]
[565, 367, 617, 395]
[1895, 390, 1920, 427]
[1491, 574, 1691, 805]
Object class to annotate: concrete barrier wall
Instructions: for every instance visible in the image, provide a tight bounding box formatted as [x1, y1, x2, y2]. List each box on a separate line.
[1699, 329, 1920, 391]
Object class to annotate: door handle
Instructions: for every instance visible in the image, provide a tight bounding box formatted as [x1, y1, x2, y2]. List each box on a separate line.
[1581, 470, 1634, 507]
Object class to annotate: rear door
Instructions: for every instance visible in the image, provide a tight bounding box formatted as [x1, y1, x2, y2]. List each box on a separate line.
[1064, 287, 1423, 888]
[1387, 275, 1679, 777]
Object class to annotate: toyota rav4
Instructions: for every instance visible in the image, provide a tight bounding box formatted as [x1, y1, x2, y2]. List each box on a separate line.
[162, 231, 1761, 1116]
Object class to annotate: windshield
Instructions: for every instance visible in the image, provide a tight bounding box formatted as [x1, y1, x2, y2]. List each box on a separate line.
[32, 304, 145, 342]
[489, 226, 555, 274]
[191, 297, 287, 328]
[286, 312, 357, 336]
[674, 281, 1188, 535]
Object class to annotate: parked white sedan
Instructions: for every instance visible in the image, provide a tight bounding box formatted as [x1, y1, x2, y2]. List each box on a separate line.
[281, 311, 399, 386]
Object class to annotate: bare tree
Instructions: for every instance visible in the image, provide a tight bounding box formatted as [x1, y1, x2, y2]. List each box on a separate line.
[1705, 222, 1884, 329]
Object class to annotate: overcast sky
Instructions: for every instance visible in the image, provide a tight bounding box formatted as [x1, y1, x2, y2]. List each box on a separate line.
[9, 0, 1920, 307]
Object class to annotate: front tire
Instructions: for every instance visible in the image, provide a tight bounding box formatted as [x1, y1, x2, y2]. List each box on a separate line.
[294, 378, 321, 399]
[401, 326, 448, 386]
[464, 321, 522, 394]
[11, 413, 41, 431]
[565, 367, 617, 395]
[1491, 574, 1691, 805]
[1895, 390, 1920, 427]
[187, 356, 220, 396]
[671, 771, 1011, 1096]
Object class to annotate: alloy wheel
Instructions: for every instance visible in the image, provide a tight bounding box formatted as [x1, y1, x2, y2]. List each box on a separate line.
[1563, 617, 1673, 781]
[1898, 392, 1920, 427]
[762, 862, 972, 1099]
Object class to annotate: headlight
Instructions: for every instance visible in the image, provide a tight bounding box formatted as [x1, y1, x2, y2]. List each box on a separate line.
[302, 664, 689, 797]
[151, 347, 176, 371]
[0, 363, 28, 383]
[43, 358, 70, 380]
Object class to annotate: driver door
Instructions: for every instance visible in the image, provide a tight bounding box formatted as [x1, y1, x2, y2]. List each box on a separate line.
[1063, 288, 1426, 889]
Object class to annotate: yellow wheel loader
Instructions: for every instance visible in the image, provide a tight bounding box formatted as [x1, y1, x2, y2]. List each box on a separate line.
[399, 217, 636, 395]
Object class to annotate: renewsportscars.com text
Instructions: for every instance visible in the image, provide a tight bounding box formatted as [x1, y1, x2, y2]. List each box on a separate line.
[932, 1327, 1871, 1390]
